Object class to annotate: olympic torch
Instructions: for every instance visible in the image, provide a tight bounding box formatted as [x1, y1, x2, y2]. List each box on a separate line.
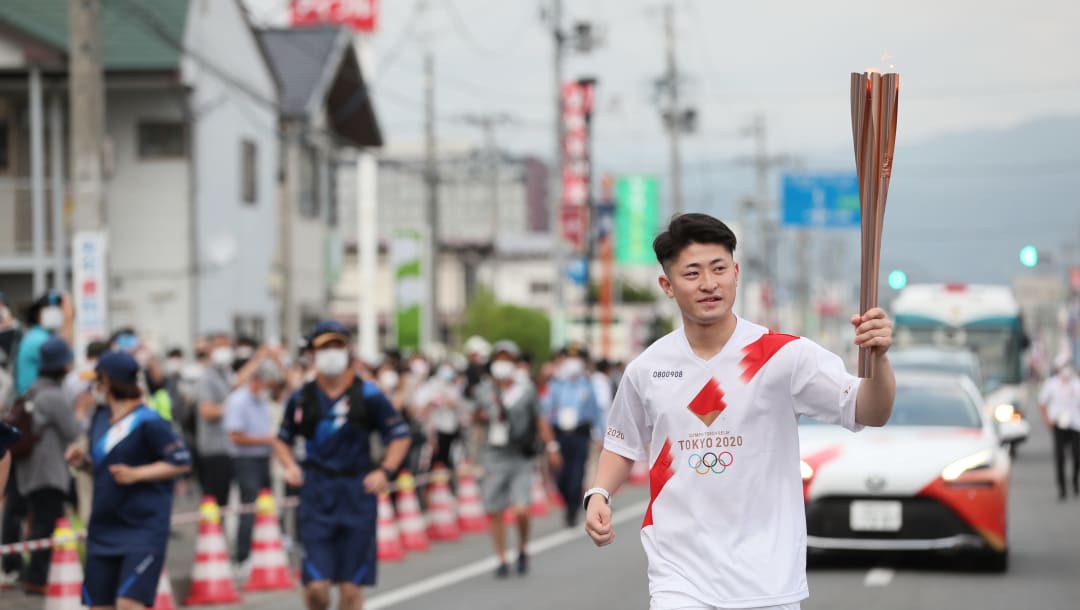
[850, 71, 899, 378]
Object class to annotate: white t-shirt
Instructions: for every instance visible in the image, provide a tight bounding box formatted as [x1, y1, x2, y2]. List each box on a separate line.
[1038, 374, 1080, 430]
[604, 317, 862, 608]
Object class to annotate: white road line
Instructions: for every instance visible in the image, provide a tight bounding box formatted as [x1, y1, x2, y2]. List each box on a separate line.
[366, 499, 650, 609]
[863, 567, 895, 587]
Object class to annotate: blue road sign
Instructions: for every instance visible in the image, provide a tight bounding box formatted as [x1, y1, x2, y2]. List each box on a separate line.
[781, 172, 861, 228]
[567, 257, 589, 285]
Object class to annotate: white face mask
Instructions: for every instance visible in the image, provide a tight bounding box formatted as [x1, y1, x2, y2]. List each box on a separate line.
[164, 358, 183, 376]
[562, 358, 585, 379]
[437, 366, 456, 382]
[410, 360, 430, 378]
[135, 351, 151, 368]
[210, 347, 234, 368]
[515, 366, 532, 383]
[236, 346, 255, 360]
[93, 386, 108, 405]
[490, 360, 516, 381]
[378, 370, 399, 391]
[40, 306, 63, 330]
[315, 348, 349, 377]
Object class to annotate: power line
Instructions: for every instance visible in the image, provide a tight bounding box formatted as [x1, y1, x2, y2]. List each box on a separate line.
[440, 0, 534, 59]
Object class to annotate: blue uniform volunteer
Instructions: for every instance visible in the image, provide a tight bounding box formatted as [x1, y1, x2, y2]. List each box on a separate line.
[278, 380, 409, 586]
[81, 353, 191, 608]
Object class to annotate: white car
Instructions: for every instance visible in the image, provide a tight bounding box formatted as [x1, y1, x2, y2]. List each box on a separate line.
[799, 372, 1019, 572]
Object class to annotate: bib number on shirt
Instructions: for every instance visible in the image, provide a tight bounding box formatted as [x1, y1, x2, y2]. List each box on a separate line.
[489, 421, 510, 447]
[557, 407, 579, 431]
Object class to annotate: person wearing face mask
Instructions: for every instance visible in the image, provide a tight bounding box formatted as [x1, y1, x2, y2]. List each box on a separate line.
[413, 362, 465, 473]
[224, 360, 282, 574]
[13, 337, 83, 595]
[65, 351, 191, 610]
[193, 333, 238, 508]
[273, 320, 410, 610]
[542, 343, 601, 528]
[476, 340, 561, 578]
[14, 290, 72, 398]
[1038, 353, 1080, 501]
[402, 354, 432, 474]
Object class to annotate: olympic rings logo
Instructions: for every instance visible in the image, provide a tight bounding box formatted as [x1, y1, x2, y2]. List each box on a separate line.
[688, 452, 734, 475]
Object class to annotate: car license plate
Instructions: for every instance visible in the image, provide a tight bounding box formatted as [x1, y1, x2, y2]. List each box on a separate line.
[849, 500, 902, 532]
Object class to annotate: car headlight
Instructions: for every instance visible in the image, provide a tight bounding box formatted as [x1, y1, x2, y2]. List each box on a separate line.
[800, 460, 814, 481]
[941, 449, 995, 481]
[993, 404, 1021, 423]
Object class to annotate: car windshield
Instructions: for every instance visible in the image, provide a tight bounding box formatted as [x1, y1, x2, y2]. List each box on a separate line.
[889, 350, 984, 391]
[800, 380, 982, 428]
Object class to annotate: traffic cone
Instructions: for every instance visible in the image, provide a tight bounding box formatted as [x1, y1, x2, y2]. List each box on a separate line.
[183, 496, 241, 605]
[395, 471, 430, 551]
[43, 517, 82, 610]
[529, 468, 550, 517]
[376, 493, 405, 562]
[455, 462, 488, 533]
[151, 569, 177, 610]
[244, 489, 295, 592]
[425, 465, 460, 542]
[629, 460, 649, 486]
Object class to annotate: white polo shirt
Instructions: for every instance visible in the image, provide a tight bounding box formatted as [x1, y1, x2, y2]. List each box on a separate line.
[604, 317, 862, 608]
[1038, 373, 1080, 430]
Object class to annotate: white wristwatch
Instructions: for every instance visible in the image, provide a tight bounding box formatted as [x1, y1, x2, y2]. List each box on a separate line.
[582, 487, 611, 511]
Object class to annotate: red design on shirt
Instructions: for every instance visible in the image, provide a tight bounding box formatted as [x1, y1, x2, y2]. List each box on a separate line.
[800, 444, 844, 502]
[688, 378, 727, 427]
[642, 438, 675, 529]
[740, 331, 799, 383]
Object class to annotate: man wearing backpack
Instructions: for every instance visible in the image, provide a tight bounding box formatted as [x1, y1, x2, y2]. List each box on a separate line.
[273, 320, 411, 610]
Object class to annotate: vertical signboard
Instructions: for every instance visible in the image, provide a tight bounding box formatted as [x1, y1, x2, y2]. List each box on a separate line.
[561, 80, 595, 251]
[614, 176, 660, 265]
[71, 231, 108, 364]
[392, 229, 423, 350]
[291, 0, 379, 32]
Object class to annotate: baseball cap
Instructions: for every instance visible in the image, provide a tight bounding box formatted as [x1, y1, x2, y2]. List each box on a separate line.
[95, 351, 140, 385]
[39, 337, 73, 372]
[491, 340, 521, 359]
[309, 320, 351, 349]
[33, 290, 62, 308]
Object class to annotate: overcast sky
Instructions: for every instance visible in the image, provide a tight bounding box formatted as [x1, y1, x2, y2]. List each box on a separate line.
[246, 0, 1080, 166]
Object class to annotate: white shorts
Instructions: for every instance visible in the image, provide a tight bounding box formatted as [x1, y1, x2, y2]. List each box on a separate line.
[650, 592, 801, 610]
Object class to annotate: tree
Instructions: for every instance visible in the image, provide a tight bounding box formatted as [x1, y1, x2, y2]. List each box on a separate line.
[457, 289, 552, 364]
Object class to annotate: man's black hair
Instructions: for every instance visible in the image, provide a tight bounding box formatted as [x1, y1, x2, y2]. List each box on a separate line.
[652, 213, 737, 271]
[166, 347, 184, 359]
[87, 340, 110, 360]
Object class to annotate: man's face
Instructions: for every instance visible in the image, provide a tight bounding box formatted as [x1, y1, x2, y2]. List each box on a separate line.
[658, 242, 739, 327]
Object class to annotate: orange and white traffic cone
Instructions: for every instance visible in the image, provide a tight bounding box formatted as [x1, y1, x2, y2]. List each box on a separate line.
[151, 569, 177, 610]
[395, 471, 430, 552]
[425, 465, 460, 542]
[183, 496, 241, 606]
[244, 489, 295, 592]
[529, 468, 550, 517]
[376, 493, 405, 562]
[43, 518, 82, 610]
[629, 460, 649, 486]
[455, 462, 488, 533]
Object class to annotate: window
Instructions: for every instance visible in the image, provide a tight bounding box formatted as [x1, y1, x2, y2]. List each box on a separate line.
[241, 139, 257, 204]
[137, 121, 186, 159]
[299, 144, 321, 218]
[530, 281, 552, 295]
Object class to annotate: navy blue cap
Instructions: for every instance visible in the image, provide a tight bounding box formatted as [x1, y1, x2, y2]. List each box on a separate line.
[34, 290, 62, 308]
[309, 320, 351, 348]
[39, 337, 73, 372]
[95, 351, 140, 385]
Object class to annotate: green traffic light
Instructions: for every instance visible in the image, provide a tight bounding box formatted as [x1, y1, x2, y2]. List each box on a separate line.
[1019, 245, 1038, 268]
[887, 269, 907, 290]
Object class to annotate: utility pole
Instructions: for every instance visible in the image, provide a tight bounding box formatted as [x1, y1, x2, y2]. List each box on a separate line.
[69, 0, 107, 362]
[457, 113, 515, 293]
[663, 4, 682, 216]
[738, 115, 791, 328]
[69, 0, 105, 233]
[549, 0, 567, 350]
[546, 1, 600, 350]
[423, 50, 438, 349]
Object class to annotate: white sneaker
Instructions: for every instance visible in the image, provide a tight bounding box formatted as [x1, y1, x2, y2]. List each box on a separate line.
[0, 571, 19, 590]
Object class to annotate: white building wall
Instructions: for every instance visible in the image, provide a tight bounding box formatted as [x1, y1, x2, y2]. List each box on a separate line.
[182, 0, 280, 339]
[104, 90, 193, 351]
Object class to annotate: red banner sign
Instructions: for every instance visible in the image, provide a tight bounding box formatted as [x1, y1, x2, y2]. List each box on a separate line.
[560, 80, 595, 250]
[291, 0, 379, 33]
